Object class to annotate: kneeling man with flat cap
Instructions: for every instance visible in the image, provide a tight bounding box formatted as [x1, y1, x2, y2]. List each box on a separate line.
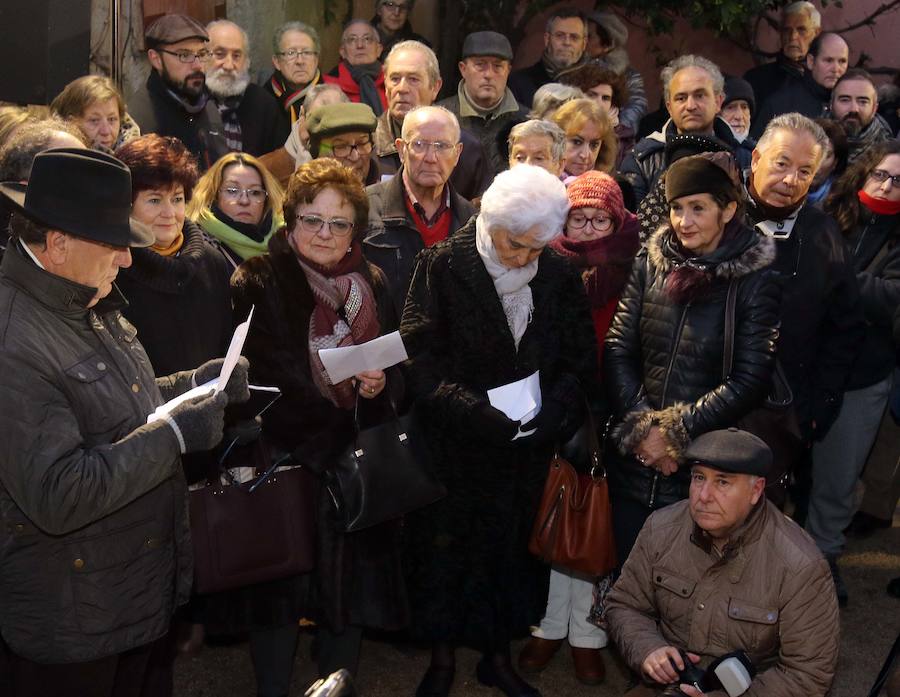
[606, 428, 839, 697]
[0, 148, 249, 695]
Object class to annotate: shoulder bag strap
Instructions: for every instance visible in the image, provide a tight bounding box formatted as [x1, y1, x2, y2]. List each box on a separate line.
[722, 279, 738, 380]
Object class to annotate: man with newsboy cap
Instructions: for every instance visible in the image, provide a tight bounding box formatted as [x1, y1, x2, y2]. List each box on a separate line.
[606, 428, 839, 697]
[438, 30, 528, 176]
[0, 148, 248, 695]
[128, 13, 229, 170]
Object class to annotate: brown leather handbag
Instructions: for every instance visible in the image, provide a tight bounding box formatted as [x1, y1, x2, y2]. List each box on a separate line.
[528, 409, 617, 576]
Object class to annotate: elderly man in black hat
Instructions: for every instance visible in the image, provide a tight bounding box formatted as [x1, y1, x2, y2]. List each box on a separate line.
[306, 101, 380, 185]
[438, 30, 528, 177]
[128, 13, 229, 170]
[605, 428, 840, 697]
[0, 148, 248, 695]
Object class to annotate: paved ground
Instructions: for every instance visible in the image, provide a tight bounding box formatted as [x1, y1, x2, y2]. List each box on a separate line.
[174, 520, 900, 696]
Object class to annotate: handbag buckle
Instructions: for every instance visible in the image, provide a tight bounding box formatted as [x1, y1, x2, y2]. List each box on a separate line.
[355, 449, 365, 458]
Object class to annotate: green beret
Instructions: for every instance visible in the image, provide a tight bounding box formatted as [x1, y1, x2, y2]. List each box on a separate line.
[684, 428, 772, 477]
[306, 103, 377, 142]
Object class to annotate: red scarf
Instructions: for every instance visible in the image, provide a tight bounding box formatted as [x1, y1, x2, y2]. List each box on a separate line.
[859, 189, 900, 216]
[296, 242, 380, 408]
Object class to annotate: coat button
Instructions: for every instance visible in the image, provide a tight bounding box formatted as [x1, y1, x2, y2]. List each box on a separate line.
[14, 524, 24, 533]
[97, 362, 106, 371]
[132, 383, 141, 393]
[77, 372, 86, 380]
[698, 602, 705, 610]
[73, 558, 85, 570]
[145, 538, 159, 549]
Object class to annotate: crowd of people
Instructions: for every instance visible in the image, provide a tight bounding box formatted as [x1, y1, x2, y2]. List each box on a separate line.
[0, 2, 898, 697]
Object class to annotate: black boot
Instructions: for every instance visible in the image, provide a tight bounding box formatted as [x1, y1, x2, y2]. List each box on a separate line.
[476, 654, 541, 697]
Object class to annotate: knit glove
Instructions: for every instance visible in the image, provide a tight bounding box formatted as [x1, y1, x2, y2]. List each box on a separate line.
[519, 399, 568, 447]
[471, 402, 520, 444]
[192, 356, 251, 405]
[162, 391, 228, 454]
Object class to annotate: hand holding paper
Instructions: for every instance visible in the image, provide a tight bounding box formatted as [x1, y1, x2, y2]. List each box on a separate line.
[487, 371, 543, 441]
[318, 331, 409, 384]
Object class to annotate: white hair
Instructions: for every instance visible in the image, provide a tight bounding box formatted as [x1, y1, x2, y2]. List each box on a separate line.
[529, 83, 584, 119]
[385, 40, 441, 88]
[756, 112, 828, 163]
[479, 164, 569, 243]
[401, 105, 461, 142]
[783, 1, 821, 29]
[207, 19, 250, 59]
[508, 119, 566, 163]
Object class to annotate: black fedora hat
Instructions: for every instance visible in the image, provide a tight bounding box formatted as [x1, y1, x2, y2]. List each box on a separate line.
[0, 148, 154, 248]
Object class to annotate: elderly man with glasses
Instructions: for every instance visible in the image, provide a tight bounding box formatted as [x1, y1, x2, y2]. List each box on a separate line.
[128, 14, 229, 170]
[324, 20, 388, 116]
[266, 21, 322, 132]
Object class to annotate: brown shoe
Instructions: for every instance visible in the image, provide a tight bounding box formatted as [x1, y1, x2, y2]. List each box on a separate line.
[518, 637, 563, 673]
[571, 647, 606, 685]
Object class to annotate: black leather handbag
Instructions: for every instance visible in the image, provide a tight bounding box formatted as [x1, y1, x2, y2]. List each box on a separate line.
[327, 396, 446, 532]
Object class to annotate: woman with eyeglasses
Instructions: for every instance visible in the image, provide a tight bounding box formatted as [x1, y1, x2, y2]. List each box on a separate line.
[807, 140, 900, 578]
[229, 157, 408, 695]
[605, 153, 781, 563]
[370, 0, 430, 61]
[187, 152, 284, 271]
[551, 98, 617, 182]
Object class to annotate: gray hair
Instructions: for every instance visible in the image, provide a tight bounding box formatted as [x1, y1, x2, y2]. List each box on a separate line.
[479, 164, 569, 243]
[302, 84, 349, 113]
[207, 19, 250, 57]
[401, 105, 461, 142]
[661, 55, 725, 103]
[0, 117, 84, 181]
[273, 21, 320, 54]
[544, 7, 585, 35]
[385, 40, 441, 89]
[756, 112, 828, 163]
[783, 1, 821, 29]
[508, 119, 566, 164]
[529, 83, 584, 120]
[342, 19, 378, 39]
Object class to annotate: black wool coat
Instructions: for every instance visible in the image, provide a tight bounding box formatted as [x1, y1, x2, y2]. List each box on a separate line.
[605, 223, 781, 508]
[232, 83, 291, 157]
[399, 219, 597, 650]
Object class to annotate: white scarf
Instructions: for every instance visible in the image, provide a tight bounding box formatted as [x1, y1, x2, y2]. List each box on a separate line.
[475, 216, 538, 350]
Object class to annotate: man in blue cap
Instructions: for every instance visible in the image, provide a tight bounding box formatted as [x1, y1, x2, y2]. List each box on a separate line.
[606, 428, 839, 697]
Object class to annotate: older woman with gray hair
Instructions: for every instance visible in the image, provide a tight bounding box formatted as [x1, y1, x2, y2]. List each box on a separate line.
[400, 164, 597, 697]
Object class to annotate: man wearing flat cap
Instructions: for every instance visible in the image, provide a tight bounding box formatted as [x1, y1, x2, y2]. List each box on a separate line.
[306, 101, 380, 185]
[438, 30, 528, 177]
[0, 149, 248, 694]
[606, 428, 839, 697]
[128, 13, 229, 170]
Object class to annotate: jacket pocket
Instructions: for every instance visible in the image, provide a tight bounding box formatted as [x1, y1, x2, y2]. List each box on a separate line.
[66, 517, 174, 636]
[652, 566, 696, 627]
[726, 597, 779, 656]
[63, 355, 133, 439]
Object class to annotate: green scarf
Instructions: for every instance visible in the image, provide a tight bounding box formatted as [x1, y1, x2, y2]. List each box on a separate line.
[196, 207, 284, 261]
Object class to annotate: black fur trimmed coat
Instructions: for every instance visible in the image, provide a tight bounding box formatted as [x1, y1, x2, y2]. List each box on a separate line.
[604, 222, 781, 509]
[399, 219, 597, 650]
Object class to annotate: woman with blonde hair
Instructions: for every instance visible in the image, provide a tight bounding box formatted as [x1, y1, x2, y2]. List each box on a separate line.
[50, 75, 139, 151]
[188, 152, 285, 270]
[551, 98, 617, 181]
[0, 106, 34, 148]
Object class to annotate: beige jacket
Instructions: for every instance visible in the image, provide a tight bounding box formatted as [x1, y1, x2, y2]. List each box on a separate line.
[606, 499, 839, 697]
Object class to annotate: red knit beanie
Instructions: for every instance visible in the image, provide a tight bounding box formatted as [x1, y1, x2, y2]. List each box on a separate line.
[566, 171, 626, 232]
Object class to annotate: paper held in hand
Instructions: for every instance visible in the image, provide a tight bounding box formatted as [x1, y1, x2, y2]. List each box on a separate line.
[318, 331, 409, 384]
[147, 307, 254, 423]
[487, 371, 542, 439]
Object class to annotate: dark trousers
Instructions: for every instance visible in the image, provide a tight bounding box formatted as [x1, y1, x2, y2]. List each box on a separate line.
[2, 638, 159, 697]
[612, 496, 654, 566]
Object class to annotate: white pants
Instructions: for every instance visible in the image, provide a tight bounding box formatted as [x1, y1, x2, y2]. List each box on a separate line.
[531, 567, 608, 649]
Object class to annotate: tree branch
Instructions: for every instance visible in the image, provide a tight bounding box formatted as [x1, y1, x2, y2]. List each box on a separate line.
[834, 0, 900, 33]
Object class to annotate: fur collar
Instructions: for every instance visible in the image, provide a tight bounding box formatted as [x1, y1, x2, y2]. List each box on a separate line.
[646, 222, 776, 280]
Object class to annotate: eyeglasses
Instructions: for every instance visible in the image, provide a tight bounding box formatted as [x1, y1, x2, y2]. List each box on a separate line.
[276, 48, 319, 60]
[220, 186, 268, 203]
[320, 137, 373, 158]
[212, 48, 245, 62]
[404, 139, 459, 156]
[869, 169, 900, 187]
[343, 34, 377, 45]
[568, 212, 613, 233]
[296, 214, 355, 237]
[158, 48, 212, 63]
[382, 1, 410, 12]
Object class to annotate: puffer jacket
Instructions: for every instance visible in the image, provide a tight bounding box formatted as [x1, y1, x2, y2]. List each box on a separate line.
[604, 222, 781, 508]
[0, 244, 192, 663]
[606, 498, 840, 697]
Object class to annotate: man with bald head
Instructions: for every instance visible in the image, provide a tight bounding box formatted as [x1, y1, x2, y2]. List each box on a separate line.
[364, 105, 475, 315]
[206, 20, 287, 156]
[324, 20, 387, 115]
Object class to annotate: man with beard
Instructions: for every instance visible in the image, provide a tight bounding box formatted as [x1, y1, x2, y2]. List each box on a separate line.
[265, 21, 322, 132]
[324, 20, 387, 116]
[205, 20, 287, 157]
[128, 14, 228, 170]
[508, 8, 588, 109]
[830, 69, 893, 164]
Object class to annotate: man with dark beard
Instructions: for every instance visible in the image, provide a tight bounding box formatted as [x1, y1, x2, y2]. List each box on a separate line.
[829, 69, 893, 164]
[205, 20, 287, 156]
[128, 14, 228, 170]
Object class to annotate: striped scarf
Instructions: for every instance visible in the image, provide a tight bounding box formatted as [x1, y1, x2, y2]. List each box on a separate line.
[270, 70, 321, 124]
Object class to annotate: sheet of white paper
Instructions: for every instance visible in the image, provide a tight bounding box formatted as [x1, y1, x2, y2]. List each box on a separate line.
[147, 380, 217, 424]
[216, 307, 254, 393]
[318, 331, 409, 384]
[487, 370, 542, 422]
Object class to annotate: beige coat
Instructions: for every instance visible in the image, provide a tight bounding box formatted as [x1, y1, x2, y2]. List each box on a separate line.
[606, 499, 839, 697]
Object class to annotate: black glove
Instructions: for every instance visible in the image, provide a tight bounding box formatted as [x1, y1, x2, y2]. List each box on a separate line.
[165, 391, 228, 454]
[224, 416, 262, 446]
[471, 403, 520, 444]
[519, 399, 568, 447]
[810, 390, 842, 441]
[193, 356, 251, 405]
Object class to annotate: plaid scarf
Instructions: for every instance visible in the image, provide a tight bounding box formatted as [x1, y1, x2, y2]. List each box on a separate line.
[215, 96, 243, 152]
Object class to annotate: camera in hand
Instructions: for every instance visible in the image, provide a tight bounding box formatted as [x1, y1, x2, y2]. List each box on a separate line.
[662, 650, 755, 696]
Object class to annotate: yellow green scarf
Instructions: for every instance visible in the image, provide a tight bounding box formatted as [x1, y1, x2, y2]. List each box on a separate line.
[196, 207, 284, 261]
